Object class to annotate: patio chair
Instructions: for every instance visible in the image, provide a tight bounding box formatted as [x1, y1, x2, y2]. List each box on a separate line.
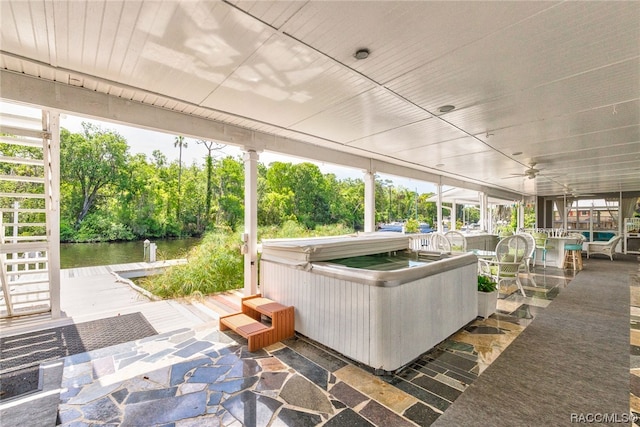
[532, 232, 549, 268]
[586, 235, 622, 260]
[478, 234, 528, 297]
[429, 232, 451, 253]
[516, 232, 537, 286]
[444, 230, 467, 252]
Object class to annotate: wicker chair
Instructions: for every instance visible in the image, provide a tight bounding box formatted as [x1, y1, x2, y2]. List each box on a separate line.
[532, 232, 549, 268]
[478, 234, 529, 297]
[428, 232, 452, 252]
[516, 232, 537, 286]
[586, 235, 622, 260]
[444, 230, 467, 252]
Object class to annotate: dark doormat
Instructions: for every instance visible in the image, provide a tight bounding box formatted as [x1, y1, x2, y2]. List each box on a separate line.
[0, 312, 157, 400]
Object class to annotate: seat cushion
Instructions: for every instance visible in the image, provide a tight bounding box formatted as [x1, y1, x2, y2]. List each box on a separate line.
[490, 265, 516, 277]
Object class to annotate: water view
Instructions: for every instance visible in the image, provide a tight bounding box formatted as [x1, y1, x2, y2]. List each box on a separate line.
[60, 237, 202, 269]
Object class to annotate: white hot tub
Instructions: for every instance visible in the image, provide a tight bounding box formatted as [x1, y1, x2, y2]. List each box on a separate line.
[259, 233, 478, 373]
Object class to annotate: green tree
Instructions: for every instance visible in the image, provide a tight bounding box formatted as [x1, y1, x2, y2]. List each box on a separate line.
[179, 162, 206, 235]
[60, 123, 128, 226]
[118, 153, 171, 237]
[213, 156, 244, 230]
[263, 162, 333, 229]
[291, 162, 332, 228]
[196, 139, 226, 227]
[174, 135, 188, 219]
[334, 178, 364, 230]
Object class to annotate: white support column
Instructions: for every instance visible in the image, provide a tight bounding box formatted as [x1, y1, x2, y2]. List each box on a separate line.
[243, 150, 259, 296]
[364, 171, 375, 233]
[589, 202, 594, 242]
[46, 111, 61, 318]
[479, 192, 486, 232]
[436, 182, 443, 232]
[479, 192, 491, 233]
[562, 194, 568, 231]
[485, 194, 492, 233]
[618, 191, 623, 240]
[451, 201, 457, 230]
[518, 200, 525, 230]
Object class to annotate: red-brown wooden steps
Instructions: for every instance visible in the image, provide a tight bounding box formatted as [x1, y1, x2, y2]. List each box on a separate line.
[219, 294, 294, 352]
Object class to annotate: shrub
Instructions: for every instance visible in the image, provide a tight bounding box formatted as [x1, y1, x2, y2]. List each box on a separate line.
[74, 214, 135, 242]
[139, 220, 355, 299]
[404, 218, 420, 233]
[139, 229, 244, 298]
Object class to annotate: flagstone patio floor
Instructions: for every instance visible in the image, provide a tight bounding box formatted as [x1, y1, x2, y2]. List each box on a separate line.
[53, 267, 574, 426]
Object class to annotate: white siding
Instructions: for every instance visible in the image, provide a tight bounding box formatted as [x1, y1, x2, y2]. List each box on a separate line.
[261, 260, 476, 372]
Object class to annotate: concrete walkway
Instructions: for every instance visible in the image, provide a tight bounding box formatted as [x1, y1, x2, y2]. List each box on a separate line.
[0, 260, 206, 338]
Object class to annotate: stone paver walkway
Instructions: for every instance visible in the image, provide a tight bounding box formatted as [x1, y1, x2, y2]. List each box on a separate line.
[56, 267, 573, 426]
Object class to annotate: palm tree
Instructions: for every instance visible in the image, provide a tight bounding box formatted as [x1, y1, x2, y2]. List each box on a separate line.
[174, 135, 187, 220]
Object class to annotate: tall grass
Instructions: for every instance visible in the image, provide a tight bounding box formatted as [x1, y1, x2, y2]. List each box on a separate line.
[260, 220, 353, 239]
[138, 221, 354, 299]
[139, 230, 243, 298]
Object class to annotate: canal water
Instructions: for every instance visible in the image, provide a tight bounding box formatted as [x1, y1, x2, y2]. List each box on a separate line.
[60, 237, 202, 269]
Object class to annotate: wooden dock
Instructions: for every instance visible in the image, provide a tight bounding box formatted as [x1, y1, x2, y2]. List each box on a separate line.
[0, 260, 240, 338]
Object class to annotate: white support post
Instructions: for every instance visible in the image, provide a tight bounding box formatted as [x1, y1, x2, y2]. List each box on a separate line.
[618, 191, 623, 240]
[483, 194, 491, 233]
[563, 194, 568, 232]
[479, 192, 486, 232]
[451, 201, 457, 230]
[243, 150, 259, 296]
[589, 203, 594, 242]
[46, 111, 61, 318]
[364, 171, 375, 233]
[518, 200, 525, 230]
[11, 201, 19, 273]
[436, 182, 443, 232]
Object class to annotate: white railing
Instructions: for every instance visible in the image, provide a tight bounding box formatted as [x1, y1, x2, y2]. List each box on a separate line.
[408, 233, 433, 251]
[0, 106, 58, 318]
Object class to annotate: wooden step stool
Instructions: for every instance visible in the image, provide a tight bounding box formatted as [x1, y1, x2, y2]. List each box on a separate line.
[219, 294, 294, 352]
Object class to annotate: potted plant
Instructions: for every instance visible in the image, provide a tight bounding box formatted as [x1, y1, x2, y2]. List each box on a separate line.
[477, 275, 498, 318]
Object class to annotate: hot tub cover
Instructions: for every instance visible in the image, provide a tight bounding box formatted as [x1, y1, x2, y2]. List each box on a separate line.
[260, 233, 410, 267]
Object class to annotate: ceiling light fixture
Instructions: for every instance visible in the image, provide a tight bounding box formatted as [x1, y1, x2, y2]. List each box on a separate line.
[438, 105, 455, 113]
[354, 48, 370, 60]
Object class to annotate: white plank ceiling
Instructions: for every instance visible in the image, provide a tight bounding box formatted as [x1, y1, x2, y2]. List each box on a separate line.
[1, 0, 639, 197]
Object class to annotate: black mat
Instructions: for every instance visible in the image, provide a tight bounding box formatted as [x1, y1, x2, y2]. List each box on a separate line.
[0, 312, 157, 400]
[1, 312, 157, 373]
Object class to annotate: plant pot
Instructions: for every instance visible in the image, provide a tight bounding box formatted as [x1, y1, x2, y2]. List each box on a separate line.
[477, 290, 498, 318]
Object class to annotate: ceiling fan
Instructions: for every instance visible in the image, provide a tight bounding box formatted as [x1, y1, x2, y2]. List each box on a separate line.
[507, 162, 541, 180]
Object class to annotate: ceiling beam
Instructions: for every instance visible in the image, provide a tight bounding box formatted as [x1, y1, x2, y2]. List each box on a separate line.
[1, 70, 523, 199]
